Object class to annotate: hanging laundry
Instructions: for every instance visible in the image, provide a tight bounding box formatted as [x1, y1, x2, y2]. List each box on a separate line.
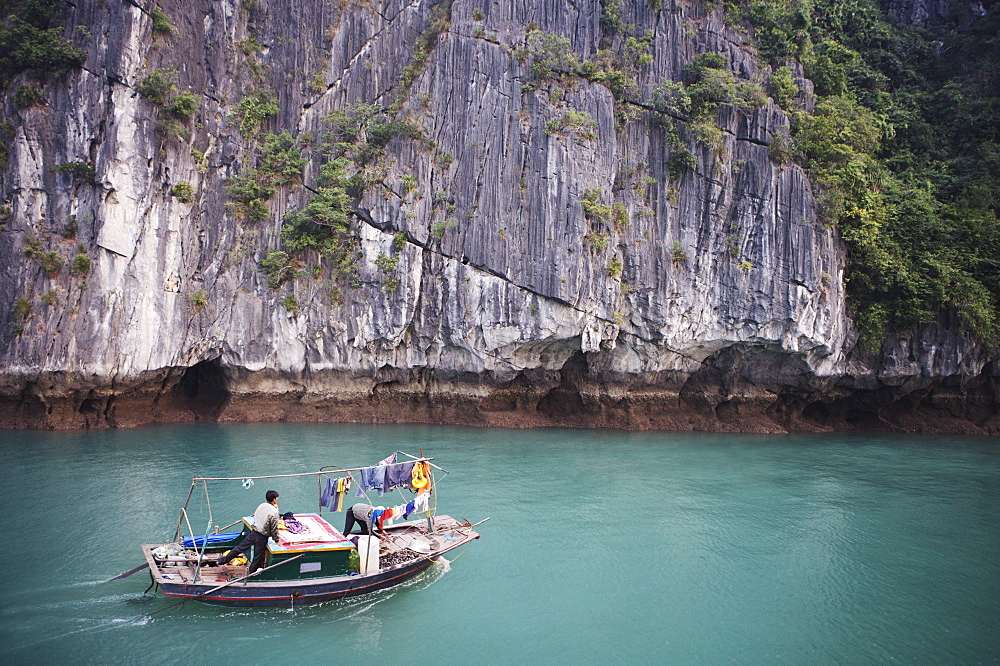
[379, 452, 397, 466]
[333, 477, 350, 512]
[387, 504, 406, 524]
[403, 499, 416, 519]
[320, 477, 336, 510]
[355, 465, 387, 497]
[377, 507, 395, 530]
[384, 461, 415, 493]
[413, 492, 430, 514]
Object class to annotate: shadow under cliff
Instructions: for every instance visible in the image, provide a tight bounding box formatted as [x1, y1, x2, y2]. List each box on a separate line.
[0, 347, 997, 433]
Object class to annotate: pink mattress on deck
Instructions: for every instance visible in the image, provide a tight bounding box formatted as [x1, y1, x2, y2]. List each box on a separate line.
[277, 513, 346, 546]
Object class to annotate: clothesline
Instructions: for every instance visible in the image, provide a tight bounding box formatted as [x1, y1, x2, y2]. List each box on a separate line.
[174, 452, 442, 552]
[192, 452, 441, 482]
[320, 454, 435, 509]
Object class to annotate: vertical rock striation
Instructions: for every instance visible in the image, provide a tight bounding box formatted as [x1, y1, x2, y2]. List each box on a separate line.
[0, 0, 995, 432]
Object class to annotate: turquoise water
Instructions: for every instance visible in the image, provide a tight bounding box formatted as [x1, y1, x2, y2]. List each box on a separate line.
[1, 424, 998, 663]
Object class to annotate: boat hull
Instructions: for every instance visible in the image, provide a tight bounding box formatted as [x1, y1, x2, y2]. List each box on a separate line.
[143, 517, 480, 608]
[157, 555, 439, 607]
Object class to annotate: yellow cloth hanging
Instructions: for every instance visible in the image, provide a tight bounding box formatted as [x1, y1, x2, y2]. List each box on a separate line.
[334, 477, 346, 512]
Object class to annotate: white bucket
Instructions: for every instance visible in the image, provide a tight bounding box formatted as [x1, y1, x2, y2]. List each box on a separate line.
[356, 535, 380, 575]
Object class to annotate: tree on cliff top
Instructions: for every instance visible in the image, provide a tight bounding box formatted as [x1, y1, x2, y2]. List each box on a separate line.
[0, 0, 86, 85]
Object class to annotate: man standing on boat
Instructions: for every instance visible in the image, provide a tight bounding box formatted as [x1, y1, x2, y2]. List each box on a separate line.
[215, 490, 285, 574]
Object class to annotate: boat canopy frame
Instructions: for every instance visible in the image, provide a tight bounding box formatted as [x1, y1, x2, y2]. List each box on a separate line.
[171, 450, 448, 577]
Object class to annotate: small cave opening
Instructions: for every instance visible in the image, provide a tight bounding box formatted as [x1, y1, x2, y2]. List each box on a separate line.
[175, 356, 230, 419]
[536, 351, 589, 419]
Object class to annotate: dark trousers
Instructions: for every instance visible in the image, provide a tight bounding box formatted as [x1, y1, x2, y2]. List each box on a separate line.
[343, 512, 372, 536]
[217, 530, 269, 573]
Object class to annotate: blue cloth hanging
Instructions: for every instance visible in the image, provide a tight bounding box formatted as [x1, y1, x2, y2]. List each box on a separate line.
[402, 499, 416, 519]
[355, 465, 387, 497]
[384, 462, 415, 493]
[320, 477, 336, 510]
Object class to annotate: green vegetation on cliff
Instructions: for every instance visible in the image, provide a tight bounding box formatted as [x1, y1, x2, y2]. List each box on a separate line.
[263, 103, 423, 288]
[226, 130, 306, 221]
[137, 69, 199, 138]
[732, 0, 1000, 345]
[0, 0, 86, 85]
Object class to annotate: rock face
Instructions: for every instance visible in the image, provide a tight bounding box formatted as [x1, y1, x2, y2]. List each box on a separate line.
[1, 0, 996, 433]
[883, 0, 988, 27]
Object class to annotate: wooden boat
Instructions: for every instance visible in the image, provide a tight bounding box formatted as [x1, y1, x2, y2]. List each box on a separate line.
[139, 453, 484, 608]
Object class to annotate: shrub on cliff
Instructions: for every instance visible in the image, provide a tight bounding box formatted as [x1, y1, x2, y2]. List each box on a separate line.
[14, 84, 45, 107]
[518, 30, 578, 82]
[170, 182, 195, 203]
[322, 103, 423, 167]
[281, 158, 358, 271]
[769, 66, 798, 111]
[137, 69, 199, 137]
[234, 89, 279, 138]
[394, 2, 451, 109]
[163, 90, 198, 121]
[50, 161, 95, 183]
[137, 69, 176, 105]
[667, 146, 697, 179]
[581, 188, 612, 222]
[260, 251, 298, 288]
[224, 132, 306, 221]
[649, 79, 691, 120]
[12, 297, 32, 322]
[71, 252, 90, 277]
[150, 7, 175, 37]
[225, 175, 274, 221]
[0, 2, 86, 83]
[545, 110, 597, 139]
[682, 52, 735, 117]
[188, 289, 208, 311]
[38, 250, 62, 277]
[257, 131, 307, 185]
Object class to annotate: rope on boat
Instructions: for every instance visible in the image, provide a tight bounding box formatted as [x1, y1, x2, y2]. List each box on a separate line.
[440, 540, 473, 563]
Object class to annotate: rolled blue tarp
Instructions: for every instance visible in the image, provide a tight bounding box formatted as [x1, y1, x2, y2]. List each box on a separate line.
[181, 532, 242, 548]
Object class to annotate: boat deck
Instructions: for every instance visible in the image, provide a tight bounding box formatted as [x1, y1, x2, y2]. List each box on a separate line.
[145, 514, 478, 586]
[151, 556, 249, 584]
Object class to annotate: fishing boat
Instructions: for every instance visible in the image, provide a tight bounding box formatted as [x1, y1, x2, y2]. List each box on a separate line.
[136, 452, 485, 608]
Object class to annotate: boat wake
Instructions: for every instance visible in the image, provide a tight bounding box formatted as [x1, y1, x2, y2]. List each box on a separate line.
[3, 590, 157, 615]
[2, 611, 150, 655]
[329, 557, 453, 619]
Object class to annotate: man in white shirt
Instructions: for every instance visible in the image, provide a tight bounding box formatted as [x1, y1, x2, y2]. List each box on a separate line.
[216, 490, 284, 574]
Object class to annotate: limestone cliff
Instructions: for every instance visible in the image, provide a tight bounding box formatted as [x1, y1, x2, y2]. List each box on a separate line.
[1, 0, 996, 433]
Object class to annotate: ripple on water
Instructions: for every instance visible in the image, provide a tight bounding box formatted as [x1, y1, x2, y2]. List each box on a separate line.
[2, 425, 998, 663]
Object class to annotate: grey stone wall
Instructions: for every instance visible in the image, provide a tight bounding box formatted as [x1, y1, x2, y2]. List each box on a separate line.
[0, 0, 994, 432]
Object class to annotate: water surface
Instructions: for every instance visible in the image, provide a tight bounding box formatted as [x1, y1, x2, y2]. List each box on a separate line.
[1, 424, 997, 663]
